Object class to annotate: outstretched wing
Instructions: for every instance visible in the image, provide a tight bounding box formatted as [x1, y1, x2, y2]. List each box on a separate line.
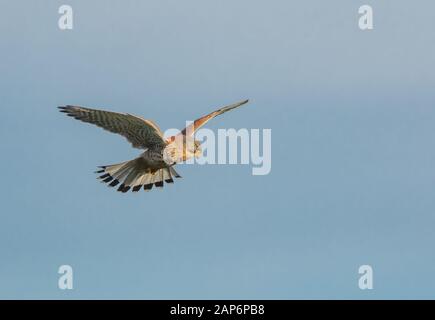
[58, 105, 166, 150]
[181, 99, 249, 136]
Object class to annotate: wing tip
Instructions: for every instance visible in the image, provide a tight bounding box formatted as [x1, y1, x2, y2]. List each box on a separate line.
[58, 105, 82, 112]
[58, 105, 75, 114]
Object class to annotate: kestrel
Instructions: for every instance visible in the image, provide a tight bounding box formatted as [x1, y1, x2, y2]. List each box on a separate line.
[58, 99, 249, 192]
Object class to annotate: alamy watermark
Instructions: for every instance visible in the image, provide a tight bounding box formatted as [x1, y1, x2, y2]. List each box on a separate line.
[58, 265, 73, 290]
[58, 5, 73, 30]
[163, 124, 272, 176]
[358, 265, 373, 290]
[358, 5, 374, 30]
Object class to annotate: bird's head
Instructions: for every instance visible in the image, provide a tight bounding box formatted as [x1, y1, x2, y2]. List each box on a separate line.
[193, 140, 202, 158]
[185, 139, 202, 158]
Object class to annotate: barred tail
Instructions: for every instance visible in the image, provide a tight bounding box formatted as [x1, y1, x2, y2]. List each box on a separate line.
[95, 159, 181, 193]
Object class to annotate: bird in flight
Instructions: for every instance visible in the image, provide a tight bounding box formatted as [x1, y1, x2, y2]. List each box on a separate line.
[59, 99, 249, 193]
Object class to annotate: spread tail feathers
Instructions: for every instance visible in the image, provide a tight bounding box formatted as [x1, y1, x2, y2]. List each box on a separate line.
[95, 158, 181, 193]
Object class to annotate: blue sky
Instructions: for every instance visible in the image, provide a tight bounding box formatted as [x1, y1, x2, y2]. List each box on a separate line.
[0, 0, 435, 299]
